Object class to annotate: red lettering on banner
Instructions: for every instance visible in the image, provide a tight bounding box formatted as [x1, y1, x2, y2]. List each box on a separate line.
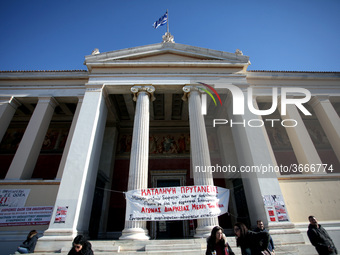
[192, 204, 206, 210]
[0, 197, 8, 204]
[141, 207, 161, 213]
[180, 186, 218, 194]
[141, 188, 177, 196]
[164, 206, 189, 212]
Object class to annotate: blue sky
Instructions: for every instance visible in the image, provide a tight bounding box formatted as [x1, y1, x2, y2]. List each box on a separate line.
[1, 0, 339, 71]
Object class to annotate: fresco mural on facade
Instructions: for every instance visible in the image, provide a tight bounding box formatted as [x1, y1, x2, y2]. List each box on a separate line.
[0, 127, 69, 153]
[117, 132, 218, 156]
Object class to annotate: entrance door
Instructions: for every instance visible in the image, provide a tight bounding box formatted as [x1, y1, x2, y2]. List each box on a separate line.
[156, 179, 183, 239]
[149, 170, 190, 239]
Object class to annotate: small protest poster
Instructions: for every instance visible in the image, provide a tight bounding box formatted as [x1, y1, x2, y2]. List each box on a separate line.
[54, 206, 68, 223]
[263, 195, 289, 222]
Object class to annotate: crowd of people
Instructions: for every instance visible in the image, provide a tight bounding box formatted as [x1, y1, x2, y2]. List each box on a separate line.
[13, 215, 338, 255]
[205, 217, 338, 255]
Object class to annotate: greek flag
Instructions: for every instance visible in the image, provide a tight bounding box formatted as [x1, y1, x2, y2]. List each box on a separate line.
[153, 11, 167, 29]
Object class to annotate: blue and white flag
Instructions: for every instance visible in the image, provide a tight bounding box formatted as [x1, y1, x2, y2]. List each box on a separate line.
[153, 11, 167, 29]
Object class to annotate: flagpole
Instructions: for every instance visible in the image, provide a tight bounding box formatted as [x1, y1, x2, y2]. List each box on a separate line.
[167, 9, 169, 33]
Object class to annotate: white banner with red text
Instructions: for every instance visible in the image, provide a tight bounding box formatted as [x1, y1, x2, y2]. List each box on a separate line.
[125, 185, 229, 221]
[0, 189, 30, 207]
[0, 206, 53, 227]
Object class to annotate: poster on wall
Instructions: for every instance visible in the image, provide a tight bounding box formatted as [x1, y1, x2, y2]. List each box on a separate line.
[54, 206, 68, 223]
[0, 206, 53, 227]
[265, 206, 277, 222]
[125, 185, 229, 221]
[263, 195, 289, 222]
[0, 189, 30, 207]
[272, 195, 289, 221]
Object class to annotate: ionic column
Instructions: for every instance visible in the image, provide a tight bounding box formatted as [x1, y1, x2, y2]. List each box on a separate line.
[0, 97, 21, 143]
[279, 100, 324, 173]
[182, 86, 218, 238]
[35, 86, 108, 252]
[6, 97, 58, 180]
[309, 96, 340, 162]
[56, 96, 83, 179]
[120, 85, 155, 240]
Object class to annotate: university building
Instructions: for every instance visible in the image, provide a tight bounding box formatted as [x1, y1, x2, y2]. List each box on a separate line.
[0, 34, 339, 254]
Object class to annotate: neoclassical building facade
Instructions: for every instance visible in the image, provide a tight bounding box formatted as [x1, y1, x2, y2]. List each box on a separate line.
[0, 38, 339, 253]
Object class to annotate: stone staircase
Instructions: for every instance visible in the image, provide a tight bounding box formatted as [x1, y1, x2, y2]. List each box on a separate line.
[32, 237, 318, 255]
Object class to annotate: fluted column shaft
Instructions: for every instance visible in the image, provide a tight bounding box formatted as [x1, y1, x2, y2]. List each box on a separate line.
[120, 86, 154, 240]
[56, 96, 83, 179]
[279, 102, 324, 173]
[0, 97, 21, 143]
[309, 96, 340, 162]
[6, 97, 58, 180]
[183, 86, 218, 238]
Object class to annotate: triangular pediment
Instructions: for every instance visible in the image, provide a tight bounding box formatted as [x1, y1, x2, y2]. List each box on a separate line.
[85, 43, 249, 63]
[120, 52, 211, 61]
[84, 42, 250, 72]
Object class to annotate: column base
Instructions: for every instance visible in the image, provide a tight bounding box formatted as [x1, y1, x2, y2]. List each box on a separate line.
[119, 228, 150, 240]
[34, 229, 78, 253]
[194, 225, 215, 238]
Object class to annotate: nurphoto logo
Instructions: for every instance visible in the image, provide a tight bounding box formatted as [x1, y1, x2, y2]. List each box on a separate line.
[199, 82, 312, 128]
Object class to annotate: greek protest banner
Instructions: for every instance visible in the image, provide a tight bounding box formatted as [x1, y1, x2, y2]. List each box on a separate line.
[0, 206, 53, 227]
[0, 189, 30, 207]
[125, 185, 229, 221]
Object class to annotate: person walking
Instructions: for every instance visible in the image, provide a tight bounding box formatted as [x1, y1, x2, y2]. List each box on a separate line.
[307, 215, 338, 255]
[234, 222, 270, 255]
[206, 226, 235, 255]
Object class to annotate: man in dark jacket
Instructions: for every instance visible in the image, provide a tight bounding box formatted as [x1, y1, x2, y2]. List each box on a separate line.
[254, 220, 275, 253]
[307, 216, 338, 255]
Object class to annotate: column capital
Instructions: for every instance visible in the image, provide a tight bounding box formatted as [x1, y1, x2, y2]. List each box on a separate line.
[0, 96, 21, 109]
[8, 97, 21, 109]
[309, 95, 330, 108]
[0, 96, 21, 110]
[85, 84, 105, 93]
[77, 94, 84, 103]
[38, 96, 59, 109]
[131, 85, 155, 102]
[182, 85, 203, 101]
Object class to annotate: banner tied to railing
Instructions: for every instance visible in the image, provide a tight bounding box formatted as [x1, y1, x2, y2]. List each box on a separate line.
[125, 185, 229, 221]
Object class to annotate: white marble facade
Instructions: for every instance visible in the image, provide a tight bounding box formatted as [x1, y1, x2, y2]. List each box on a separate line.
[0, 42, 340, 253]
